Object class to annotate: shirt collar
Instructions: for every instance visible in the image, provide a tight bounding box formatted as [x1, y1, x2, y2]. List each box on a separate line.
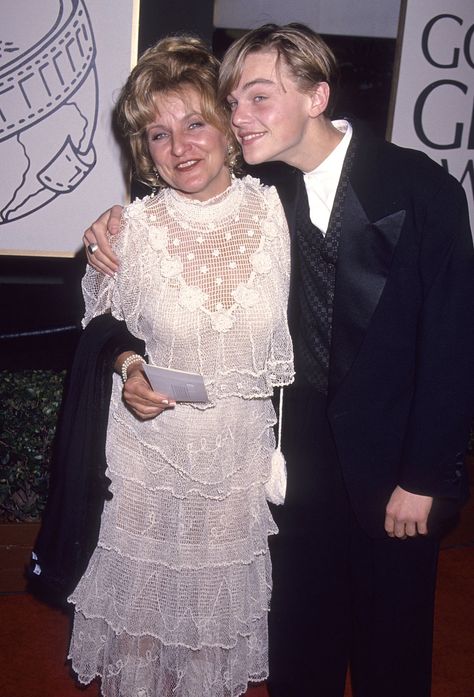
[302, 120, 353, 233]
[303, 120, 352, 183]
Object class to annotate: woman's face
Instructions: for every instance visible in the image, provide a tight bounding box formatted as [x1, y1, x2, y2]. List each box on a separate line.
[146, 86, 231, 201]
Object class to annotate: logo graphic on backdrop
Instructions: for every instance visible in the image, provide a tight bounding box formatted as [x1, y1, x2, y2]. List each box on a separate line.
[389, 0, 473, 230]
[0, 0, 98, 224]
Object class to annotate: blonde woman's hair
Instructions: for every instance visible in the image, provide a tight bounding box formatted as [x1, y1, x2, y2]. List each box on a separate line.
[116, 34, 240, 188]
[219, 23, 338, 116]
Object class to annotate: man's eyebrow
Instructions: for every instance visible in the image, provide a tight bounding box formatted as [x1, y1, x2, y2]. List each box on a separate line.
[235, 78, 276, 92]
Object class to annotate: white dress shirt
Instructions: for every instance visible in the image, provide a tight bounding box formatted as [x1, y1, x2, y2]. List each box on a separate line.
[303, 120, 353, 234]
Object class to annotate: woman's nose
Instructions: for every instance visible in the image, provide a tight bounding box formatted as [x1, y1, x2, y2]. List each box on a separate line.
[171, 133, 189, 156]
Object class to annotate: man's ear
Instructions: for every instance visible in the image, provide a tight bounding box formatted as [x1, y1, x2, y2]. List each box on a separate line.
[309, 82, 330, 117]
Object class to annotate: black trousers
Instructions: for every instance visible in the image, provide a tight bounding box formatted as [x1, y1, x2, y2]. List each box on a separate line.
[267, 387, 439, 697]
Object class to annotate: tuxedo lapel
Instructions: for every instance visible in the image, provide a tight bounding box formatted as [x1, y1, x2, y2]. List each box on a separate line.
[270, 164, 301, 235]
[252, 146, 406, 399]
[329, 183, 406, 397]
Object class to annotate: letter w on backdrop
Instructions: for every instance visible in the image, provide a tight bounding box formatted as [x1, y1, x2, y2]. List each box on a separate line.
[388, 0, 474, 234]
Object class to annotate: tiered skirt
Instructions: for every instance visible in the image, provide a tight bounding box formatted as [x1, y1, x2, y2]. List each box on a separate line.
[68, 382, 278, 697]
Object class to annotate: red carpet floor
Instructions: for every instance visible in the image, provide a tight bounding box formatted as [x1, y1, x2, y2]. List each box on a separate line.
[1, 458, 473, 697]
[0, 546, 472, 697]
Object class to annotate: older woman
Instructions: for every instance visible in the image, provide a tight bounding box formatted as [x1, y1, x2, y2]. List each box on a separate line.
[67, 35, 293, 697]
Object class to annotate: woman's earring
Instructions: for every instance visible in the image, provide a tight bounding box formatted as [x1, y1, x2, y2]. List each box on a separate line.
[225, 141, 241, 176]
[226, 145, 235, 176]
[152, 167, 160, 194]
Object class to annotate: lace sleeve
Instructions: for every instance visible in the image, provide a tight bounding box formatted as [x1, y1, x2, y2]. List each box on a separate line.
[266, 185, 290, 283]
[81, 202, 149, 336]
[81, 252, 118, 329]
[264, 185, 294, 387]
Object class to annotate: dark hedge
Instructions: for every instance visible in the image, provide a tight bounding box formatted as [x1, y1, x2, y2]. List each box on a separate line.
[0, 370, 65, 522]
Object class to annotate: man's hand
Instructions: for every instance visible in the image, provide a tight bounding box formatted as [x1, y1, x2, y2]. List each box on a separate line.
[83, 204, 124, 276]
[123, 363, 176, 420]
[384, 485, 433, 539]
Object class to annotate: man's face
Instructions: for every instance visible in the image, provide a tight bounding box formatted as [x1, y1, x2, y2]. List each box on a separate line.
[226, 49, 315, 169]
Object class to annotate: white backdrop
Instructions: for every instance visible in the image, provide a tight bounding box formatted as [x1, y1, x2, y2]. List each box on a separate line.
[4, 1, 470, 255]
[389, 0, 474, 230]
[0, 0, 139, 257]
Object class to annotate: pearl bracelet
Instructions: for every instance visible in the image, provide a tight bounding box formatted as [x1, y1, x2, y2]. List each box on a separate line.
[121, 354, 145, 384]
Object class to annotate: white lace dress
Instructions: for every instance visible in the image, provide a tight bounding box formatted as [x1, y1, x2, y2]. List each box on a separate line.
[68, 176, 294, 697]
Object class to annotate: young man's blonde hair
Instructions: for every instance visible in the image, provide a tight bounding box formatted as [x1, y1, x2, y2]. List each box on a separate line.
[219, 23, 339, 116]
[116, 35, 240, 188]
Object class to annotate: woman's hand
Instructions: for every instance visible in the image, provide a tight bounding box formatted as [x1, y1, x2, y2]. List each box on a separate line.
[115, 352, 176, 420]
[83, 204, 124, 276]
[123, 364, 176, 420]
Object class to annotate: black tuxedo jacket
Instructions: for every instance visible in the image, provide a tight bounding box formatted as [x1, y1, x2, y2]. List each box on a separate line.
[249, 123, 474, 535]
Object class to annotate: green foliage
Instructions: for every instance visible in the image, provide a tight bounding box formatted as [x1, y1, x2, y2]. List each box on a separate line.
[0, 370, 65, 522]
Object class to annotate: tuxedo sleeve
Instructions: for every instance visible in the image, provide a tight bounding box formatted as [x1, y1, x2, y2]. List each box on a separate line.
[399, 175, 474, 500]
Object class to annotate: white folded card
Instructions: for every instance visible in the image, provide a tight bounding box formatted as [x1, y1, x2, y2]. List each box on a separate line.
[143, 364, 209, 403]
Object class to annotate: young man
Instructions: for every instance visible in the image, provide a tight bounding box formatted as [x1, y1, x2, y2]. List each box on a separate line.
[83, 24, 473, 697]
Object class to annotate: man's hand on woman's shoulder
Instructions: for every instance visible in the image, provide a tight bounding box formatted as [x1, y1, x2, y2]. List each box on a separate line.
[83, 204, 124, 275]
